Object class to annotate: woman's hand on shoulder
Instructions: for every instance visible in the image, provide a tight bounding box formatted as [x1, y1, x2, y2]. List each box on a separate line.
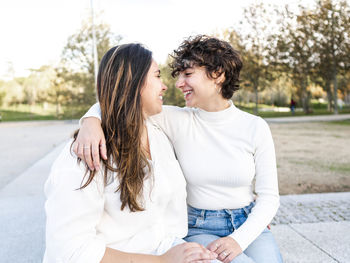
[207, 237, 242, 263]
[161, 242, 217, 263]
[73, 117, 107, 171]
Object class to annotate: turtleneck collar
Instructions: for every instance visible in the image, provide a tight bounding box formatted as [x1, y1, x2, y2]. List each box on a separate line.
[195, 100, 239, 123]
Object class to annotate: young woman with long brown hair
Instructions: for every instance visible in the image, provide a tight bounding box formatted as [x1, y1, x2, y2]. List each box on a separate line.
[43, 43, 217, 263]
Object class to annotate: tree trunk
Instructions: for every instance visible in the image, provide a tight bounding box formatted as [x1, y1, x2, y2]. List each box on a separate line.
[326, 84, 333, 112]
[301, 79, 309, 113]
[333, 72, 338, 114]
[254, 85, 258, 115]
[56, 96, 61, 117]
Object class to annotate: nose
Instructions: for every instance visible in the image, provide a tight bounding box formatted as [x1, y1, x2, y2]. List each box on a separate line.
[162, 82, 168, 91]
[175, 75, 185, 90]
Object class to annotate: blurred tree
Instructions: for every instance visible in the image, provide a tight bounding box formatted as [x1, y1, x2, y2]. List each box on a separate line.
[44, 67, 75, 117]
[312, 0, 350, 114]
[0, 82, 5, 107]
[22, 66, 54, 108]
[240, 3, 275, 114]
[61, 17, 121, 106]
[160, 58, 185, 107]
[271, 5, 315, 113]
[3, 78, 24, 106]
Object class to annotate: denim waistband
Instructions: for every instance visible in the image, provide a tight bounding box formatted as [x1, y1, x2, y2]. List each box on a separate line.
[187, 202, 255, 218]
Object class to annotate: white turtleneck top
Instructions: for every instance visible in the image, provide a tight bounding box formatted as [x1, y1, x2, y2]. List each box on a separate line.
[82, 101, 280, 251]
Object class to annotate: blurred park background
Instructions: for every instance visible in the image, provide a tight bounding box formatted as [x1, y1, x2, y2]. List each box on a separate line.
[1, 0, 350, 121]
[0, 0, 349, 194]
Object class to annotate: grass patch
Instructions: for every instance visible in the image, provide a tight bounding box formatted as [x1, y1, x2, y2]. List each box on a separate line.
[0, 104, 89, 122]
[235, 102, 350, 118]
[326, 120, 350, 126]
[329, 164, 350, 173]
[288, 159, 350, 174]
[0, 109, 56, 122]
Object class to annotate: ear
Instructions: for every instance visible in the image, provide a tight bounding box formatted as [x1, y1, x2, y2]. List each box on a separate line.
[215, 71, 225, 86]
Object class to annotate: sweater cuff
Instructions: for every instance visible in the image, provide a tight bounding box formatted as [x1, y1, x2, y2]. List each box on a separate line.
[229, 232, 250, 252]
[79, 103, 101, 126]
[61, 237, 106, 263]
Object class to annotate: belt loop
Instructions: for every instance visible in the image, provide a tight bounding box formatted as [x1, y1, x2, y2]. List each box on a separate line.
[201, 209, 206, 220]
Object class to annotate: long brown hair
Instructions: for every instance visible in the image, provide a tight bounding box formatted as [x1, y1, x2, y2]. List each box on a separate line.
[75, 44, 152, 212]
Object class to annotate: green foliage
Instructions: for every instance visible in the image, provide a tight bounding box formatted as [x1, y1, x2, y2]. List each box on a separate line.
[0, 81, 5, 107]
[270, 4, 316, 113]
[225, 4, 276, 114]
[311, 0, 350, 114]
[160, 59, 185, 107]
[61, 17, 121, 106]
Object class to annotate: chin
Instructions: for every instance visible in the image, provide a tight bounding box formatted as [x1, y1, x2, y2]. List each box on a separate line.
[186, 101, 195, 108]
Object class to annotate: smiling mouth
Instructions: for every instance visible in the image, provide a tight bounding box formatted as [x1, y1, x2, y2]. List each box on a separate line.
[183, 90, 193, 99]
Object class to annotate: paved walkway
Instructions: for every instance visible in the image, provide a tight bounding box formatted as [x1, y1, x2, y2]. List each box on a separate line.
[271, 193, 350, 262]
[0, 120, 78, 189]
[265, 113, 350, 123]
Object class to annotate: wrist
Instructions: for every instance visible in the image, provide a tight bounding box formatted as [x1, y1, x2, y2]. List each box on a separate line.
[158, 254, 167, 263]
[82, 116, 101, 125]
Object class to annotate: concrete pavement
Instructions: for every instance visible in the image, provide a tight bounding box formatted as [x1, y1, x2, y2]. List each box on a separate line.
[0, 120, 78, 189]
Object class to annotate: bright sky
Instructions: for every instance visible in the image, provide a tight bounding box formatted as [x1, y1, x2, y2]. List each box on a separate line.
[0, 0, 308, 79]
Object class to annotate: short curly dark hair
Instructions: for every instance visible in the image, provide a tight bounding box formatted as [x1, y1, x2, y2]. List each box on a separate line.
[170, 35, 243, 99]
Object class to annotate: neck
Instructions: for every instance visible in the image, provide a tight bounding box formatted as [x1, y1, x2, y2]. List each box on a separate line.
[199, 98, 230, 112]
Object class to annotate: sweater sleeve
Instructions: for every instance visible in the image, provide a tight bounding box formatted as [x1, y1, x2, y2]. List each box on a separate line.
[79, 103, 102, 125]
[79, 104, 185, 146]
[44, 143, 106, 263]
[229, 117, 280, 251]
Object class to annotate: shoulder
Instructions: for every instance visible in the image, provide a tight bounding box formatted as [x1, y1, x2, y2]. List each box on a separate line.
[233, 108, 272, 142]
[50, 140, 84, 174]
[161, 105, 194, 118]
[235, 108, 267, 128]
[149, 105, 194, 128]
[47, 140, 104, 191]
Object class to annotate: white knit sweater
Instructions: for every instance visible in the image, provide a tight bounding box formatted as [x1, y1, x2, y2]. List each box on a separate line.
[44, 121, 187, 263]
[83, 101, 280, 251]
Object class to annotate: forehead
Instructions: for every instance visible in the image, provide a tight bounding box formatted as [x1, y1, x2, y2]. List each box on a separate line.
[150, 60, 159, 70]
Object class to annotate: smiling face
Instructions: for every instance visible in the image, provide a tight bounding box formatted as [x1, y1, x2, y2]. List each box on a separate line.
[175, 66, 224, 110]
[141, 60, 167, 117]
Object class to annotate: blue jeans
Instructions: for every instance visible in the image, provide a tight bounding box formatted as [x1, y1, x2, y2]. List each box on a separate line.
[185, 203, 283, 263]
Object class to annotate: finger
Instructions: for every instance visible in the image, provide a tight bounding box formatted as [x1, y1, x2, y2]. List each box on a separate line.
[267, 224, 271, 230]
[100, 139, 107, 160]
[77, 143, 84, 160]
[218, 250, 229, 262]
[198, 244, 214, 255]
[193, 246, 217, 258]
[73, 141, 78, 156]
[187, 250, 217, 262]
[207, 240, 220, 252]
[185, 242, 205, 249]
[216, 246, 229, 261]
[83, 146, 94, 170]
[223, 252, 235, 263]
[92, 142, 100, 170]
